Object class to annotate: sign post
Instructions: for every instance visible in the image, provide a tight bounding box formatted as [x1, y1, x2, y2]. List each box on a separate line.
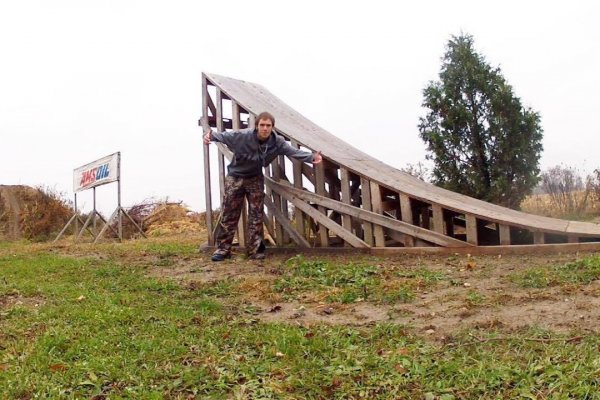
[54, 152, 145, 243]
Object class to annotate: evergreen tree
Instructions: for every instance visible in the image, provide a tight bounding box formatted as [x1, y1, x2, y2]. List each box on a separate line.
[418, 34, 543, 209]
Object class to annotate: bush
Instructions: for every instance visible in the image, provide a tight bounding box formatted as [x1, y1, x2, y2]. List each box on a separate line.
[20, 186, 74, 241]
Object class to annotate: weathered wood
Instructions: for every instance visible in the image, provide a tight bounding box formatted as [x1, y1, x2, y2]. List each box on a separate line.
[202, 73, 600, 248]
[216, 90, 226, 202]
[271, 159, 285, 245]
[360, 177, 374, 246]
[568, 235, 579, 244]
[263, 196, 310, 248]
[315, 161, 329, 246]
[340, 168, 353, 242]
[432, 204, 444, 234]
[499, 224, 511, 245]
[268, 179, 472, 248]
[291, 140, 307, 240]
[420, 206, 431, 229]
[200, 78, 214, 244]
[371, 241, 600, 256]
[466, 214, 478, 245]
[534, 231, 545, 245]
[399, 194, 414, 247]
[271, 183, 368, 248]
[370, 182, 385, 247]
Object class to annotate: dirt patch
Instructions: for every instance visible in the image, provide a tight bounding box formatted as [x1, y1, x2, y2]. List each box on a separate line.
[146, 250, 600, 339]
[0, 293, 45, 310]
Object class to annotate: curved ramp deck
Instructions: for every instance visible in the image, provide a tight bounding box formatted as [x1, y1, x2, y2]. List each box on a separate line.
[201, 73, 600, 251]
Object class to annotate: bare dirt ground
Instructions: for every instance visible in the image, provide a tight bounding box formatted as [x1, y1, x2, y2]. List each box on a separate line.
[148, 248, 600, 340]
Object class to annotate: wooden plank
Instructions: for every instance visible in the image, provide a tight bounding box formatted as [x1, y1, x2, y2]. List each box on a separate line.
[360, 177, 374, 246]
[399, 194, 414, 247]
[291, 140, 306, 240]
[263, 196, 310, 248]
[370, 181, 385, 247]
[267, 178, 472, 247]
[216, 89, 226, 201]
[568, 235, 579, 244]
[200, 76, 213, 244]
[421, 206, 430, 229]
[315, 161, 329, 246]
[340, 168, 353, 242]
[278, 155, 290, 244]
[466, 214, 478, 245]
[272, 185, 368, 248]
[534, 231, 545, 245]
[371, 241, 600, 256]
[499, 224, 511, 245]
[271, 159, 285, 245]
[432, 204, 444, 234]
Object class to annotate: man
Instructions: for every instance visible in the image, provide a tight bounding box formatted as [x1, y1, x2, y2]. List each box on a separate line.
[204, 111, 322, 261]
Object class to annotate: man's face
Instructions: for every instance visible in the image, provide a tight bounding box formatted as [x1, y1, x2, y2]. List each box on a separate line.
[256, 118, 273, 141]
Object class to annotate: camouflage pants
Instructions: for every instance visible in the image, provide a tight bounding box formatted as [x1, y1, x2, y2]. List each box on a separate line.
[214, 175, 264, 255]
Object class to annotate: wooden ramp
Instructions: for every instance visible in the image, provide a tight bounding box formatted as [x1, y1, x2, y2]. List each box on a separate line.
[200, 73, 600, 250]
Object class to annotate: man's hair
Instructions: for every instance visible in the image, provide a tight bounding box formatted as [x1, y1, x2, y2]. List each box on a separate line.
[255, 112, 275, 128]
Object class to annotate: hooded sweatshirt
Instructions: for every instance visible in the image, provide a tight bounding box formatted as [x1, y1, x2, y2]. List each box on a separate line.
[211, 128, 314, 178]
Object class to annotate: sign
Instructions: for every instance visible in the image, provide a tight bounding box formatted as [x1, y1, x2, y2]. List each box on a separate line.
[73, 152, 120, 192]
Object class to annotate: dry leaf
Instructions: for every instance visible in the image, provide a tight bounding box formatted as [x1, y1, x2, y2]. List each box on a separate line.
[275, 352, 285, 358]
[269, 305, 282, 313]
[0, 364, 8, 372]
[49, 363, 67, 372]
[76, 295, 85, 301]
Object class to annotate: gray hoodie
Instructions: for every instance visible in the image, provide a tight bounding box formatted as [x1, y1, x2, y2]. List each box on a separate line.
[211, 128, 314, 178]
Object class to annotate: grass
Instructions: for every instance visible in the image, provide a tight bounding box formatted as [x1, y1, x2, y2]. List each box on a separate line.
[511, 253, 600, 288]
[1, 240, 600, 398]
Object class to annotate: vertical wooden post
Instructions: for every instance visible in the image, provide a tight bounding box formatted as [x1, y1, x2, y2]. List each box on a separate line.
[216, 89, 226, 201]
[421, 206, 430, 229]
[533, 231, 545, 244]
[278, 155, 290, 244]
[568, 235, 578, 244]
[466, 214, 478, 245]
[340, 168, 353, 244]
[499, 224, 511, 245]
[271, 159, 285, 245]
[399, 194, 414, 247]
[360, 177, 374, 246]
[201, 75, 214, 244]
[291, 140, 306, 240]
[370, 182, 385, 247]
[232, 101, 246, 248]
[315, 161, 329, 246]
[432, 204, 444, 235]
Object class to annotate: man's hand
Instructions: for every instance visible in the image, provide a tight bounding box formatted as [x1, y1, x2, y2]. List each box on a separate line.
[313, 151, 323, 164]
[203, 129, 213, 145]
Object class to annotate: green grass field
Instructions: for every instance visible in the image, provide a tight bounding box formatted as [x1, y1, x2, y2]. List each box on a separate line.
[1, 239, 600, 399]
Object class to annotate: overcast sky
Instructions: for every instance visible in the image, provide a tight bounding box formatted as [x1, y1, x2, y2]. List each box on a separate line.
[1, 0, 599, 214]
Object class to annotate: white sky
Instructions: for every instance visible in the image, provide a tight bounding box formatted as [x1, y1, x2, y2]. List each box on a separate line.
[1, 0, 599, 214]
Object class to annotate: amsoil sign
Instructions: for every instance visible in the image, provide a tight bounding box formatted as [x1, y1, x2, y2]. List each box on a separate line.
[73, 152, 120, 192]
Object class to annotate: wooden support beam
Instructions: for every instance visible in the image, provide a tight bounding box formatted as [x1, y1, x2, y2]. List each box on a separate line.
[499, 224, 511, 245]
[432, 204, 444, 235]
[200, 75, 214, 244]
[315, 161, 329, 246]
[263, 196, 310, 248]
[421, 206, 431, 229]
[271, 161, 285, 246]
[267, 178, 471, 248]
[370, 182, 386, 247]
[568, 235, 579, 244]
[291, 140, 307, 241]
[216, 90, 226, 201]
[466, 214, 478, 245]
[399, 194, 415, 247]
[533, 231, 545, 244]
[360, 177, 374, 246]
[272, 184, 368, 248]
[340, 168, 353, 243]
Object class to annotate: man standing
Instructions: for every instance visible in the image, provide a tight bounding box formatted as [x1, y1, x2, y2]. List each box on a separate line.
[204, 112, 322, 261]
